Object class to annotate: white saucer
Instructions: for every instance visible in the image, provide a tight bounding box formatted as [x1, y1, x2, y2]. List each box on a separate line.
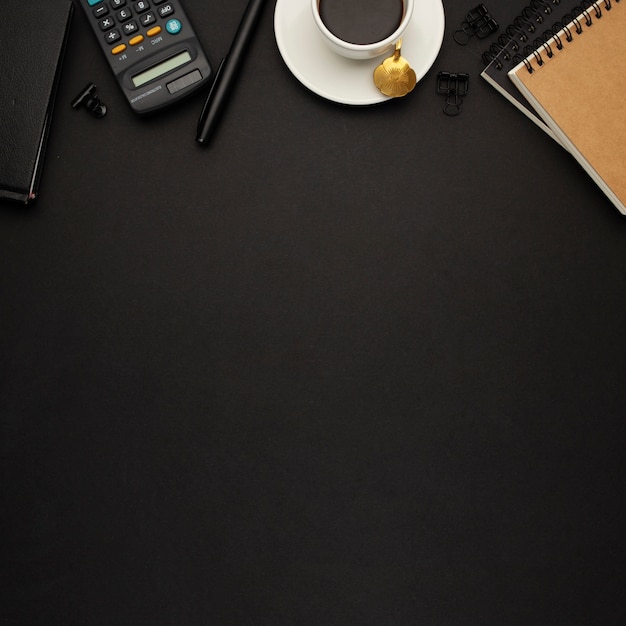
[274, 0, 445, 105]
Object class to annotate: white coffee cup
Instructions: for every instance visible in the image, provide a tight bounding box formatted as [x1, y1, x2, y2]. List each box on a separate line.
[311, 0, 415, 60]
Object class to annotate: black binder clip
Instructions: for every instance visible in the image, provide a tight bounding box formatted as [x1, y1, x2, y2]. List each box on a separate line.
[72, 82, 107, 118]
[453, 4, 499, 45]
[437, 72, 469, 116]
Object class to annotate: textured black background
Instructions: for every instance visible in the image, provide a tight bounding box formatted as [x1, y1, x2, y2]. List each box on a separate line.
[2, 0, 626, 624]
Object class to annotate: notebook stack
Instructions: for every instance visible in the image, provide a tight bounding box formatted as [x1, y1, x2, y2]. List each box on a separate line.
[480, 0, 625, 215]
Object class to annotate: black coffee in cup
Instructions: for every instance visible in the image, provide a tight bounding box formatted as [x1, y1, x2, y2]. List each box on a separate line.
[318, 0, 405, 45]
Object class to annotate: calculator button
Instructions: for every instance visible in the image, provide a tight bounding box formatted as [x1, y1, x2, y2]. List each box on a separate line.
[117, 7, 133, 21]
[140, 12, 156, 26]
[158, 4, 175, 18]
[122, 20, 139, 34]
[111, 43, 127, 54]
[87, 0, 103, 5]
[165, 18, 181, 34]
[99, 16, 115, 30]
[110, 0, 126, 7]
[146, 25, 161, 36]
[133, 0, 150, 12]
[105, 29, 121, 43]
[129, 34, 144, 45]
[93, 5, 109, 17]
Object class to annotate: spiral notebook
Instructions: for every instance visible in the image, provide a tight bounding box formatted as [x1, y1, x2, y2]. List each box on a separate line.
[481, 0, 591, 143]
[508, 0, 625, 214]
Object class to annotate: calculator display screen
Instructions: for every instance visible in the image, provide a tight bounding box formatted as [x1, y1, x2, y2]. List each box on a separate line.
[132, 51, 192, 88]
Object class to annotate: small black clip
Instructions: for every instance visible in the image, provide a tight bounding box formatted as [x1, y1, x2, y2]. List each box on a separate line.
[72, 82, 107, 118]
[453, 4, 499, 45]
[437, 72, 469, 116]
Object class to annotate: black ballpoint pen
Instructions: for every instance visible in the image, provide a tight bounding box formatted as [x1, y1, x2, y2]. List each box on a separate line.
[196, 0, 266, 145]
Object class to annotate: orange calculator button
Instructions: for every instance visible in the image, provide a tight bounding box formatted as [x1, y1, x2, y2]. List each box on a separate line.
[129, 35, 144, 46]
[111, 44, 126, 55]
[147, 26, 162, 37]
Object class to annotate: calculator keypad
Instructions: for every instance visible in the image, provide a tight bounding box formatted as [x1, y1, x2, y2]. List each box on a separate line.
[87, 0, 179, 54]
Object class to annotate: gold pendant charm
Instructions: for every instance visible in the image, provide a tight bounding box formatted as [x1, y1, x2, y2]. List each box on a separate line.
[373, 40, 417, 98]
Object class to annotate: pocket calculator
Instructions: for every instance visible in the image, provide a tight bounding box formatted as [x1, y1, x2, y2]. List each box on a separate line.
[79, 0, 212, 114]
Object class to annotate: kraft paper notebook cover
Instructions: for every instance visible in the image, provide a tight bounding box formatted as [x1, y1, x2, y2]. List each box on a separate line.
[0, 0, 73, 204]
[508, 0, 626, 215]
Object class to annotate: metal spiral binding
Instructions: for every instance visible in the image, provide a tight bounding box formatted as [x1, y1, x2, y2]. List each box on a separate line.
[549, 18, 574, 41]
[520, 0, 620, 72]
[482, 33, 517, 66]
[480, 1, 560, 64]
[481, 0, 567, 67]
[511, 0, 561, 39]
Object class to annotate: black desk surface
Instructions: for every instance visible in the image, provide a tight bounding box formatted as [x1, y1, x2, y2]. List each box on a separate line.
[2, 1, 626, 624]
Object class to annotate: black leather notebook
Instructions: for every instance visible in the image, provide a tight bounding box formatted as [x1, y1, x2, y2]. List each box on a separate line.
[0, 0, 73, 204]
